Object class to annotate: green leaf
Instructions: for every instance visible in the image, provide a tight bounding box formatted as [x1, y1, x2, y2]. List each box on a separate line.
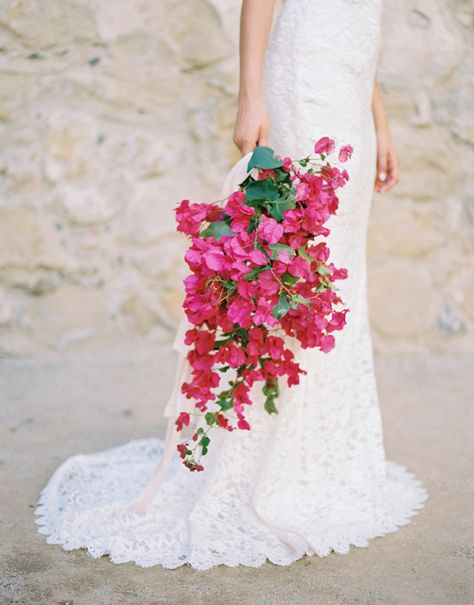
[289, 294, 311, 310]
[247, 215, 260, 232]
[273, 376, 280, 397]
[316, 264, 331, 276]
[274, 166, 291, 182]
[244, 265, 268, 281]
[296, 294, 311, 307]
[238, 175, 252, 189]
[234, 327, 250, 346]
[289, 297, 300, 310]
[214, 336, 234, 348]
[200, 436, 210, 447]
[247, 146, 284, 171]
[272, 291, 291, 320]
[205, 412, 216, 426]
[269, 243, 294, 261]
[218, 399, 234, 411]
[262, 377, 279, 397]
[267, 193, 296, 221]
[297, 246, 313, 262]
[200, 221, 234, 240]
[264, 396, 279, 415]
[245, 179, 280, 202]
[222, 280, 236, 290]
[281, 272, 298, 286]
[217, 396, 234, 411]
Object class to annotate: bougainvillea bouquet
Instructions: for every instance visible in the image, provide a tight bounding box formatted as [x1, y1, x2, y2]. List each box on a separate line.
[173, 137, 352, 471]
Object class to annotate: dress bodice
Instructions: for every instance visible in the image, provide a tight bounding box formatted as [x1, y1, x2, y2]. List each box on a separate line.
[274, 0, 383, 76]
[263, 0, 383, 158]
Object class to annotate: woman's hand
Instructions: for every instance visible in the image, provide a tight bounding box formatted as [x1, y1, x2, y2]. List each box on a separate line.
[372, 80, 400, 193]
[375, 129, 400, 193]
[233, 94, 270, 155]
[235, 0, 275, 155]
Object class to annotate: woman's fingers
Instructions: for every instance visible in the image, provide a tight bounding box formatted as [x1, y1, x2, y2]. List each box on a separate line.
[233, 130, 256, 154]
[375, 147, 388, 193]
[258, 123, 269, 147]
[234, 123, 269, 154]
[233, 97, 270, 156]
[233, 124, 258, 154]
[375, 142, 400, 193]
[240, 138, 257, 155]
[383, 148, 400, 192]
[379, 148, 400, 193]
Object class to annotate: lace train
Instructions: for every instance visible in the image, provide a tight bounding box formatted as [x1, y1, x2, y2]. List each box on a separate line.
[35, 438, 428, 570]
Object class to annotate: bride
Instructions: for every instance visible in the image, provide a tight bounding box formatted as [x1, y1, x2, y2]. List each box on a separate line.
[35, 0, 428, 570]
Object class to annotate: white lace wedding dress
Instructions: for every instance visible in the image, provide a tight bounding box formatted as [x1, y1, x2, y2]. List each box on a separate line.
[35, 0, 428, 570]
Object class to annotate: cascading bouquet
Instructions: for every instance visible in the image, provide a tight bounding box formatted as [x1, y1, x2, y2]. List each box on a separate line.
[174, 137, 352, 471]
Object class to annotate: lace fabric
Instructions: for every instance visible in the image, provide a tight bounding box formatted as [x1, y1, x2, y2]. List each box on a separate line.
[35, 0, 429, 570]
[35, 437, 427, 570]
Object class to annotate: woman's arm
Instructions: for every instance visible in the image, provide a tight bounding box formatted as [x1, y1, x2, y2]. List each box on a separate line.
[372, 79, 400, 193]
[233, 0, 276, 155]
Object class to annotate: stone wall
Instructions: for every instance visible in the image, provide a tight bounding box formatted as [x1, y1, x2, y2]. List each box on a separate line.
[0, 0, 472, 355]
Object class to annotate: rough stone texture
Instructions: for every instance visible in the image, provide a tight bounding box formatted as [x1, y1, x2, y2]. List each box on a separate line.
[1, 345, 473, 604]
[0, 0, 472, 355]
[371, 0, 474, 352]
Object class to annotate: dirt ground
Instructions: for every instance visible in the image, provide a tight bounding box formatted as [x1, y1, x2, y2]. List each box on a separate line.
[0, 340, 473, 605]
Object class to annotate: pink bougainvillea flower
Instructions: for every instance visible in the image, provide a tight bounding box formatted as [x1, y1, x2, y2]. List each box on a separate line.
[295, 182, 310, 201]
[306, 242, 330, 262]
[226, 236, 248, 260]
[175, 200, 206, 236]
[224, 191, 255, 231]
[187, 350, 215, 372]
[338, 145, 354, 163]
[257, 215, 284, 244]
[331, 266, 349, 280]
[327, 310, 348, 332]
[216, 412, 230, 429]
[194, 329, 215, 355]
[257, 269, 280, 296]
[282, 207, 303, 233]
[230, 260, 252, 280]
[236, 279, 257, 299]
[227, 343, 247, 368]
[175, 411, 190, 431]
[256, 168, 276, 181]
[253, 298, 279, 327]
[203, 248, 226, 272]
[249, 249, 268, 266]
[287, 255, 311, 278]
[237, 416, 251, 430]
[266, 335, 285, 360]
[233, 384, 252, 415]
[319, 333, 336, 353]
[227, 299, 254, 327]
[314, 136, 336, 155]
[225, 190, 246, 206]
[185, 327, 217, 354]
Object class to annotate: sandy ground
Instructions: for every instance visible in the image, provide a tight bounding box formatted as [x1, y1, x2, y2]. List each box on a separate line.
[0, 340, 473, 605]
